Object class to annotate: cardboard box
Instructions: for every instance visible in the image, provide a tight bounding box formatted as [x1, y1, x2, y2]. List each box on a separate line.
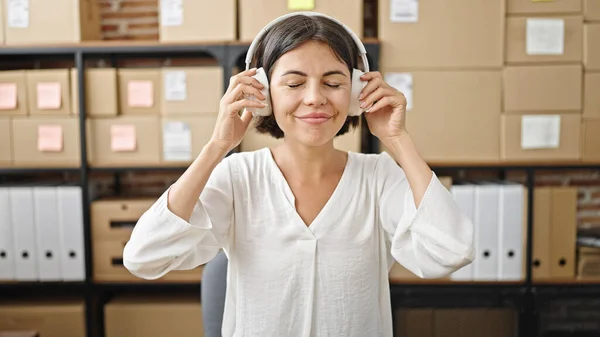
[71, 68, 118, 117]
[0, 70, 27, 116]
[0, 118, 11, 167]
[4, 0, 101, 44]
[91, 199, 155, 241]
[87, 116, 161, 167]
[584, 72, 600, 118]
[239, 0, 363, 42]
[26, 69, 72, 116]
[333, 121, 362, 153]
[505, 16, 583, 64]
[0, 301, 85, 337]
[507, 0, 582, 14]
[503, 65, 582, 112]
[159, 0, 236, 42]
[383, 70, 502, 163]
[160, 116, 217, 164]
[104, 297, 204, 337]
[93, 241, 203, 283]
[584, 23, 600, 70]
[501, 113, 581, 161]
[582, 119, 600, 161]
[11, 117, 81, 167]
[0, 0, 5, 44]
[161, 67, 223, 116]
[118, 69, 162, 116]
[585, 0, 600, 21]
[240, 122, 284, 152]
[379, 0, 504, 68]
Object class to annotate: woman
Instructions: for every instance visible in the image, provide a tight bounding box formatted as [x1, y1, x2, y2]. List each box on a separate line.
[123, 13, 474, 337]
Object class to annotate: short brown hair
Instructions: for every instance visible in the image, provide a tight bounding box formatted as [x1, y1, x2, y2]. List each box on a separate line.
[249, 14, 362, 139]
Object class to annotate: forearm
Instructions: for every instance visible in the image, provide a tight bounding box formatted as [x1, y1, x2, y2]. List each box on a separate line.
[383, 133, 433, 207]
[168, 142, 229, 222]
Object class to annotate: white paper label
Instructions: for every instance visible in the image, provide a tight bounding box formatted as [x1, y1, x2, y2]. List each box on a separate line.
[521, 115, 561, 149]
[160, 0, 183, 27]
[390, 0, 418, 23]
[385, 73, 413, 111]
[8, 0, 29, 28]
[526, 18, 565, 55]
[163, 121, 192, 161]
[164, 70, 187, 101]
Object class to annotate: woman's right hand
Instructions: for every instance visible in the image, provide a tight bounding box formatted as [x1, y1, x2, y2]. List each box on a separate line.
[209, 68, 267, 154]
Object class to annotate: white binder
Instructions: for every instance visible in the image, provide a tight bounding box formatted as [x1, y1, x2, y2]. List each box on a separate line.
[9, 186, 38, 281]
[0, 187, 15, 280]
[473, 183, 500, 281]
[449, 184, 475, 281]
[498, 183, 525, 281]
[33, 186, 62, 281]
[57, 186, 86, 281]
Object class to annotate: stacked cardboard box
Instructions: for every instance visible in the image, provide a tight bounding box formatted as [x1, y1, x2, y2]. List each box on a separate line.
[158, 0, 236, 42]
[582, 0, 600, 161]
[0, 300, 85, 337]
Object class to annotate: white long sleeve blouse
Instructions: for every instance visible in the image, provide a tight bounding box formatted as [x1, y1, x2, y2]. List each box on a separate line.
[123, 147, 474, 337]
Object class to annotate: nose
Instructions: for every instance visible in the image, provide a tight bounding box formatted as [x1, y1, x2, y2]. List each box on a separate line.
[302, 80, 327, 107]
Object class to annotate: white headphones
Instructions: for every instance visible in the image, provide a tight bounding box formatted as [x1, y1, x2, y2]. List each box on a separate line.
[244, 11, 370, 117]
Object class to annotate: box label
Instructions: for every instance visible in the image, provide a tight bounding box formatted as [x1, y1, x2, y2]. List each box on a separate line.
[526, 18, 565, 55]
[390, 0, 418, 23]
[0, 83, 18, 110]
[8, 0, 29, 28]
[37, 82, 62, 110]
[37, 125, 63, 152]
[164, 70, 187, 101]
[521, 115, 561, 149]
[384, 73, 413, 111]
[160, 0, 183, 27]
[163, 121, 192, 161]
[111, 125, 137, 152]
[288, 0, 315, 10]
[128, 80, 154, 108]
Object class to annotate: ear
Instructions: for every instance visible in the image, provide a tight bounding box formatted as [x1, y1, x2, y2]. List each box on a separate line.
[247, 67, 272, 117]
[348, 68, 367, 117]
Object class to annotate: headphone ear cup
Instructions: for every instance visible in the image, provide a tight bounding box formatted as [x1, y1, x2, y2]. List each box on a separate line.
[348, 69, 367, 117]
[247, 67, 272, 116]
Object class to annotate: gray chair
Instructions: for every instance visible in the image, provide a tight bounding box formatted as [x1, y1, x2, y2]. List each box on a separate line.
[201, 250, 229, 337]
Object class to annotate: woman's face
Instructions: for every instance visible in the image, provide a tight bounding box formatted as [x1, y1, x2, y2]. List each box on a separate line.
[269, 40, 352, 148]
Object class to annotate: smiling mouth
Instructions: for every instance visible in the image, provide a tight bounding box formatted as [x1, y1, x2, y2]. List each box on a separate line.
[296, 116, 331, 125]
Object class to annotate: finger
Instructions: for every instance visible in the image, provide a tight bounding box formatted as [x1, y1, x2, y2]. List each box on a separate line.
[240, 109, 254, 128]
[226, 68, 261, 92]
[228, 98, 267, 115]
[360, 86, 390, 110]
[359, 71, 382, 81]
[365, 96, 394, 113]
[236, 75, 265, 90]
[358, 77, 382, 100]
[227, 82, 265, 104]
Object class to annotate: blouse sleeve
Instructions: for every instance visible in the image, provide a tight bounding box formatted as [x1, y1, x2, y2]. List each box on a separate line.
[123, 156, 234, 280]
[376, 152, 475, 279]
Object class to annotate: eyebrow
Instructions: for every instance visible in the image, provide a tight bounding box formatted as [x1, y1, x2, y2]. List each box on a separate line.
[281, 70, 347, 77]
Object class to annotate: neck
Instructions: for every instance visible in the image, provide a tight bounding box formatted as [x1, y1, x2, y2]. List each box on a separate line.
[272, 139, 342, 181]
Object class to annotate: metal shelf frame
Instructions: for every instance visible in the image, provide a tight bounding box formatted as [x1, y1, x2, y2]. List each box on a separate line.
[1, 41, 599, 337]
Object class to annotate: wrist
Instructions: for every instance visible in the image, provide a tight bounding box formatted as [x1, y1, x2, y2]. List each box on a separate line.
[382, 133, 413, 164]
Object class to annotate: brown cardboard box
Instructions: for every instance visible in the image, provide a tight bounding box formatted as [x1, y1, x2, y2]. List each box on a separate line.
[584, 72, 600, 118]
[240, 122, 284, 152]
[11, 117, 81, 167]
[582, 119, 600, 161]
[584, 24, 600, 70]
[0, 70, 27, 116]
[104, 297, 204, 337]
[333, 124, 362, 153]
[159, 0, 236, 42]
[71, 68, 118, 117]
[379, 0, 504, 68]
[507, 0, 582, 14]
[433, 309, 516, 337]
[395, 309, 434, 337]
[239, 0, 363, 42]
[160, 116, 217, 164]
[503, 65, 582, 112]
[161, 67, 223, 115]
[4, 0, 101, 44]
[0, 301, 85, 337]
[87, 116, 161, 167]
[91, 199, 155, 241]
[93, 240, 203, 282]
[0, 0, 4, 44]
[550, 187, 578, 279]
[585, 0, 600, 21]
[0, 118, 11, 167]
[26, 69, 72, 116]
[384, 70, 502, 163]
[505, 16, 583, 64]
[118, 69, 162, 116]
[501, 113, 581, 161]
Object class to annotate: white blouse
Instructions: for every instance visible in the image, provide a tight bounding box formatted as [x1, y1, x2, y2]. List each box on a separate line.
[123, 147, 475, 337]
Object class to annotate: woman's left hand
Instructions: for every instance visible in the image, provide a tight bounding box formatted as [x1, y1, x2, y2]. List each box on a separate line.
[358, 71, 408, 145]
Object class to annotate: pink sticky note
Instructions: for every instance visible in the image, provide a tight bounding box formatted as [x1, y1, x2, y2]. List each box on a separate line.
[128, 80, 154, 108]
[37, 82, 62, 110]
[0, 83, 18, 110]
[37, 125, 63, 152]
[111, 125, 137, 152]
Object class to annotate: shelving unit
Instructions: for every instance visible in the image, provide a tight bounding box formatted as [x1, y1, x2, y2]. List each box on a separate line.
[1, 40, 599, 337]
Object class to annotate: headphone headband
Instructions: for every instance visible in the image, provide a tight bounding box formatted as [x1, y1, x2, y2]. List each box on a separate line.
[244, 11, 369, 73]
